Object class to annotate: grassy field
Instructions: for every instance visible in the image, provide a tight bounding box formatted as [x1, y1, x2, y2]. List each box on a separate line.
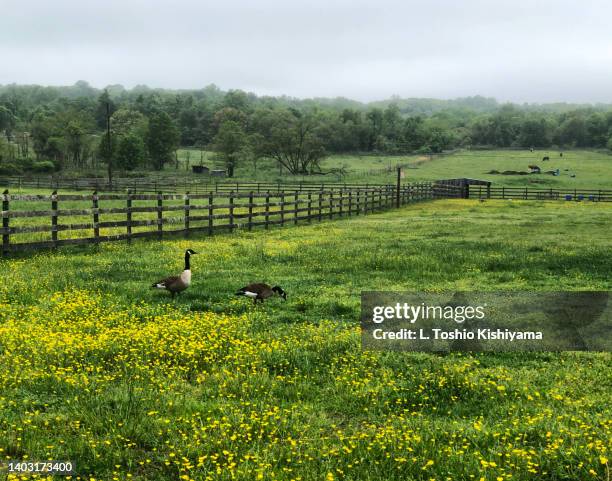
[171, 149, 612, 188]
[3, 149, 610, 192]
[1, 200, 611, 480]
[397, 150, 612, 189]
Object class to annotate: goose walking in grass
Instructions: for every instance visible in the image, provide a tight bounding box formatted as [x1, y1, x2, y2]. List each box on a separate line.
[235, 283, 287, 304]
[152, 249, 197, 298]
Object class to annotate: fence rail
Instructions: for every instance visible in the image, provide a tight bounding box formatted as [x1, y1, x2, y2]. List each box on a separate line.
[3, 180, 609, 254]
[0, 176, 399, 194]
[468, 185, 612, 202]
[1, 182, 447, 254]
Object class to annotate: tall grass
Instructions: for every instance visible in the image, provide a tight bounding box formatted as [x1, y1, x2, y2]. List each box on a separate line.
[0, 200, 610, 480]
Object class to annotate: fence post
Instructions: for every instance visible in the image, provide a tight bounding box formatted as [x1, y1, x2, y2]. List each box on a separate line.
[307, 192, 312, 222]
[184, 191, 190, 237]
[294, 191, 299, 225]
[229, 191, 235, 232]
[318, 190, 323, 222]
[51, 190, 58, 248]
[126, 189, 132, 243]
[364, 188, 369, 214]
[208, 192, 214, 236]
[329, 191, 334, 220]
[487, 183, 491, 199]
[395, 168, 400, 208]
[348, 189, 353, 217]
[92, 190, 100, 244]
[356, 189, 361, 215]
[265, 191, 270, 229]
[157, 191, 163, 239]
[248, 191, 254, 231]
[280, 191, 285, 226]
[2, 190, 9, 255]
[339, 189, 344, 217]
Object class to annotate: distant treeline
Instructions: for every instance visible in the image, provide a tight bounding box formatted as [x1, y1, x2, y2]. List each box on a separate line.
[1, 81, 612, 177]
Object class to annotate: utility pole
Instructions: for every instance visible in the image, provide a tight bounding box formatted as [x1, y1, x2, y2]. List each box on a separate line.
[106, 100, 112, 188]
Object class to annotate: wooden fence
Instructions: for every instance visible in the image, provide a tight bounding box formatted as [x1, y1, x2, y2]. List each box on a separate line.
[1, 182, 447, 254]
[468, 185, 612, 202]
[1, 176, 398, 194]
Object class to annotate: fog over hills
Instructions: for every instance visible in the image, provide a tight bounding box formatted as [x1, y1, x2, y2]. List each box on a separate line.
[2, 0, 612, 103]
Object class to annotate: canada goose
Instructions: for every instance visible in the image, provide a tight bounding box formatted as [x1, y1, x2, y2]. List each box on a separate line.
[235, 283, 287, 304]
[152, 249, 197, 298]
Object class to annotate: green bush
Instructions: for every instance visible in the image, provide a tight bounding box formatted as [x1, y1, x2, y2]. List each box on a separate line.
[31, 160, 56, 173]
[0, 162, 23, 175]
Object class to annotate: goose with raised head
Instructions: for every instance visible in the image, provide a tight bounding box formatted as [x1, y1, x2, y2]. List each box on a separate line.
[152, 249, 197, 298]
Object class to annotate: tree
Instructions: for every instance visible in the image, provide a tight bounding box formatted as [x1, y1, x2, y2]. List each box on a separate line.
[95, 90, 116, 129]
[116, 133, 146, 170]
[0, 136, 10, 162]
[98, 132, 116, 168]
[146, 111, 179, 170]
[65, 120, 86, 167]
[518, 118, 551, 147]
[223, 89, 251, 111]
[0, 106, 16, 139]
[401, 116, 428, 151]
[556, 114, 587, 147]
[585, 113, 608, 147]
[426, 128, 454, 153]
[252, 109, 326, 175]
[212, 120, 247, 177]
[111, 108, 148, 139]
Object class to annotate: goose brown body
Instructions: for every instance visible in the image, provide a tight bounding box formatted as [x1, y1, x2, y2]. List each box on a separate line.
[152, 249, 197, 298]
[235, 283, 287, 304]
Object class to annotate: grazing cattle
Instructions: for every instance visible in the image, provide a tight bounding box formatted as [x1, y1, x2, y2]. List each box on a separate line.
[542, 156, 550, 161]
[528, 165, 541, 173]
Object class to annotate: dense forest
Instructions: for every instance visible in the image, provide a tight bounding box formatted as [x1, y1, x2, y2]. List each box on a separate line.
[1, 81, 612, 177]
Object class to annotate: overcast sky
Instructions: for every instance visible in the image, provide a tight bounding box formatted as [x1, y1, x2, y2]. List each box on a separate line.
[1, 0, 611, 103]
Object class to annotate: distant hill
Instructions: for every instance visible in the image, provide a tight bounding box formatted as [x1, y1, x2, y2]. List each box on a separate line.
[1, 81, 611, 114]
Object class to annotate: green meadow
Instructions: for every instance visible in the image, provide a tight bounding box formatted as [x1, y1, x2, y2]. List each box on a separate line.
[1, 199, 611, 480]
[4, 149, 610, 193]
[171, 149, 612, 189]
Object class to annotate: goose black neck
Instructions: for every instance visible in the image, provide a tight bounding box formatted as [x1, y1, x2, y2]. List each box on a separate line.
[184, 251, 191, 270]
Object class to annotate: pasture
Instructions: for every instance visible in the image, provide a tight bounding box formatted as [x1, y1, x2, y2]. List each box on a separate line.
[173, 149, 612, 189]
[1, 199, 611, 480]
[3, 149, 609, 193]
